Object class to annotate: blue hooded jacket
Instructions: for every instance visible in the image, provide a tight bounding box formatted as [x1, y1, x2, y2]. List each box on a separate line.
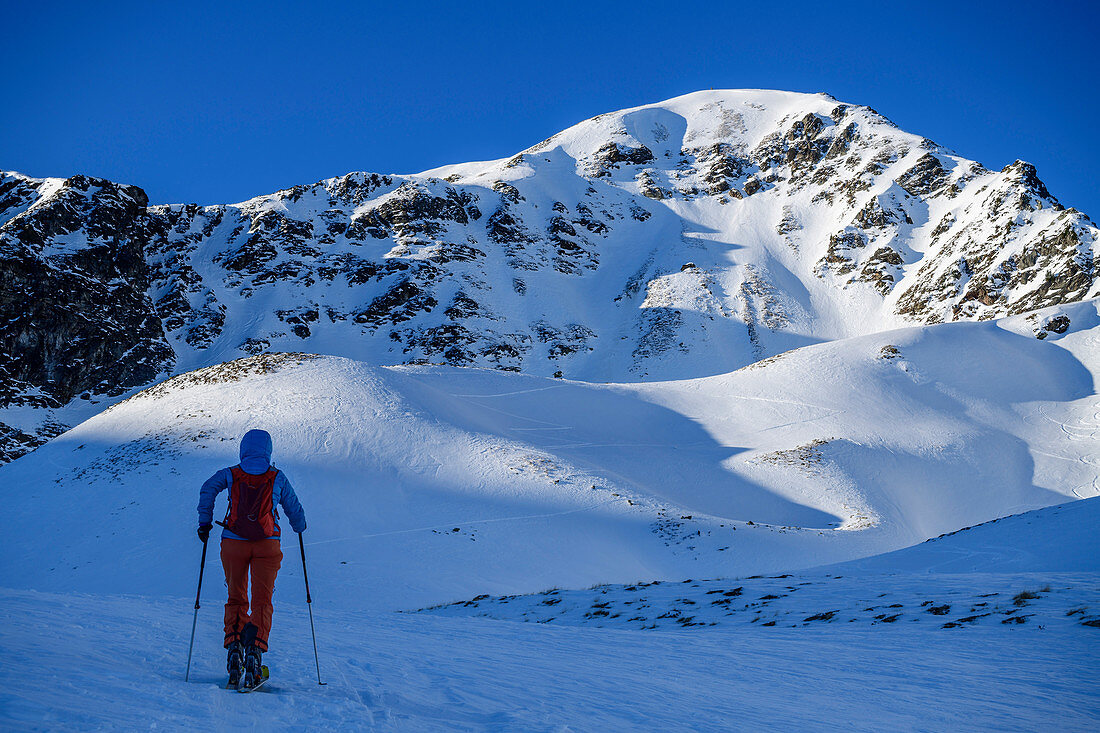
[197, 429, 307, 540]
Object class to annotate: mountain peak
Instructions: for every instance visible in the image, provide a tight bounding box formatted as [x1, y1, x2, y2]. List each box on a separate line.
[1, 92, 1097, 463]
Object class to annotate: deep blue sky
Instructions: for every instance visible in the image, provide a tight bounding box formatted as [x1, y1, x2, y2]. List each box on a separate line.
[3, 1, 1097, 215]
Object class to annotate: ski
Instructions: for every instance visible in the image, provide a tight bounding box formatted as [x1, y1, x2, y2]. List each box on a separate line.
[235, 665, 270, 693]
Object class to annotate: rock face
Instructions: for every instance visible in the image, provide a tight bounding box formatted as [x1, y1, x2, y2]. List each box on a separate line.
[2, 89, 1098, 462]
[0, 174, 174, 461]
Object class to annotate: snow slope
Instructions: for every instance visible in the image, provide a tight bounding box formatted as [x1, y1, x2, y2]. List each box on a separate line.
[1, 300, 1096, 614]
[3, 586, 1097, 731]
[827, 496, 1100, 574]
[419, 501, 1100, 632]
[422, 570, 1100, 632]
[1, 300, 1098, 730]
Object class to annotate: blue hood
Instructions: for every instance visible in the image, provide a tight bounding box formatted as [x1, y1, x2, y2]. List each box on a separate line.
[239, 429, 273, 474]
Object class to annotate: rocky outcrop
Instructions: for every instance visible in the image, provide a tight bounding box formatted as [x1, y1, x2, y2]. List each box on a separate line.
[591, 142, 655, 177]
[0, 175, 174, 411]
[895, 162, 1095, 321]
[0, 174, 177, 461]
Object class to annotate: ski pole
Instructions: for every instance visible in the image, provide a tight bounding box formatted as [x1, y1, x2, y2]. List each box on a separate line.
[299, 532, 326, 685]
[185, 534, 209, 682]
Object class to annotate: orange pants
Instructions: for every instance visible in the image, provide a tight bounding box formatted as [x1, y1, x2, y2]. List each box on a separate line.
[220, 538, 282, 651]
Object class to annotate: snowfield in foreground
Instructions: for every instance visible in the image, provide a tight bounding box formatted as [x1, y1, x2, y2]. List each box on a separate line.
[1, 300, 1098, 729]
[2, 582, 1098, 731]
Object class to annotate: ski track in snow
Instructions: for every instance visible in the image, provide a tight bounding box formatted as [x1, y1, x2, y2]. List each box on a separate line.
[307, 496, 629, 548]
[1034, 400, 1100, 498]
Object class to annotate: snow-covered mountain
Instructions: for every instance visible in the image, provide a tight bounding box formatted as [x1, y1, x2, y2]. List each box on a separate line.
[2, 89, 1097, 462]
[3, 90, 1100, 729]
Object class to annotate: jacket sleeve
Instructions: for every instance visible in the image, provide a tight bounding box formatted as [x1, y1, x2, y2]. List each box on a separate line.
[277, 473, 307, 533]
[197, 468, 231, 526]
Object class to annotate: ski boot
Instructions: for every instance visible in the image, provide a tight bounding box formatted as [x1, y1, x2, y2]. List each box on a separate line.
[244, 645, 262, 687]
[226, 641, 243, 687]
[238, 622, 269, 691]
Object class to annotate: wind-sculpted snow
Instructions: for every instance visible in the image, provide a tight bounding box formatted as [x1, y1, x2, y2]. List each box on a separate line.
[2, 90, 1099, 462]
